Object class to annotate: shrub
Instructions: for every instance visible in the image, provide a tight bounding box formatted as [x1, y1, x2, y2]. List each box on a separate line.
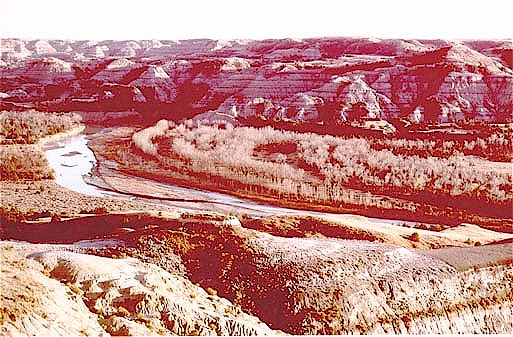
[91, 206, 108, 214]
[0, 146, 54, 181]
[408, 232, 420, 242]
[206, 287, 218, 296]
[132, 119, 173, 156]
[116, 306, 130, 317]
[0, 110, 81, 144]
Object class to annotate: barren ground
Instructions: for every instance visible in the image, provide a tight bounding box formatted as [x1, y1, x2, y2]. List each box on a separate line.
[0, 180, 173, 216]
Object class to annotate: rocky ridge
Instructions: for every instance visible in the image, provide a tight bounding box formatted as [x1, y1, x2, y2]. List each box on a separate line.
[1, 208, 512, 335]
[22, 212, 506, 335]
[171, 217, 513, 334]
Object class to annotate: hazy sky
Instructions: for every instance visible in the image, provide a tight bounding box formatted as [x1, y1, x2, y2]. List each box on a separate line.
[1, 0, 512, 40]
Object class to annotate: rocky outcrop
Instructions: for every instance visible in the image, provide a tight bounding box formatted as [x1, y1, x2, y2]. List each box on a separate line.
[1, 39, 32, 63]
[198, 222, 513, 334]
[15, 57, 74, 84]
[92, 58, 136, 82]
[0, 244, 278, 336]
[2, 208, 511, 336]
[0, 247, 107, 336]
[129, 66, 177, 103]
[1, 38, 511, 122]
[31, 40, 57, 55]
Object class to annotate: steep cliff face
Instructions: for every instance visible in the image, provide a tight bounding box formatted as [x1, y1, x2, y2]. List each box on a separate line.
[1, 38, 511, 122]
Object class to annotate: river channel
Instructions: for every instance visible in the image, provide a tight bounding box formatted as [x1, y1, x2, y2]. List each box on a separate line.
[44, 131, 431, 226]
[44, 134, 118, 197]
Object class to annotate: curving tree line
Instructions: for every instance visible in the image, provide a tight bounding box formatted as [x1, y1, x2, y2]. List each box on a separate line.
[131, 122, 511, 212]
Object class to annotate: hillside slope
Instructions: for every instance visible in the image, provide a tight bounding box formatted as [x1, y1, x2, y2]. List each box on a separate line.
[0, 244, 278, 336]
[1, 38, 511, 122]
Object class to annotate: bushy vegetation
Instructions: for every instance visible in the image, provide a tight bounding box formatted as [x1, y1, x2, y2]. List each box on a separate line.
[242, 117, 513, 162]
[369, 132, 513, 162]
[0, 110, 81, 144]
[0, 146, 54, 181]
[152, 123, 511, 201]
[408, 232, 420, 242]
[123, 122, 512, 220]
[132, 119, 173, 156]
[0, 110, 82, 182]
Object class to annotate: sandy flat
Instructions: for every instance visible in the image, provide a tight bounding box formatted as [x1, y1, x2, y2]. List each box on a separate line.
[320, 214, 513, 248]
[419, 243, 513, 271]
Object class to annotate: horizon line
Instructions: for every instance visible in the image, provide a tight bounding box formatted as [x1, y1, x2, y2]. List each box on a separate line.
[2, 35, 512, 42]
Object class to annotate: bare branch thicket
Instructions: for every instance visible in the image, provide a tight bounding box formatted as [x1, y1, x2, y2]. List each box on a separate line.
[0, 110, 82, 144]
[0, 146, 54, 181]
[132, 123, 512, 205]
[132, 119, 174, 156]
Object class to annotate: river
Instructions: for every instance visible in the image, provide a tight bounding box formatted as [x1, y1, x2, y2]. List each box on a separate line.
[44, 133, 312, 215]
[44, 131, 434, 226]
[44, 134, 118, 197]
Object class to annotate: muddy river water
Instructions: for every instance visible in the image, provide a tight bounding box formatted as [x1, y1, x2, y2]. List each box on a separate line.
[44, 134, 117, 197]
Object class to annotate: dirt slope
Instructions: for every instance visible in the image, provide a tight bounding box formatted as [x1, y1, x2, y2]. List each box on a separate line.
[77, 213, 513, 335]
[0, 244, 279, 336]
[243, 214, 513, 248]
[0, 247, 107, 336]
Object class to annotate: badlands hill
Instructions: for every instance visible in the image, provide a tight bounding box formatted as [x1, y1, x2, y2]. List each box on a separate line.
[1, 37, 512, 122]
[2, 212, 512, 335]
[1, 38, 512, 336]
[0, 242, 277, 336]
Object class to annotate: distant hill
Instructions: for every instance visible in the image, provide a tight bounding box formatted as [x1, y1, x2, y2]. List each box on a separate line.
[1, 37, 511, 122]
